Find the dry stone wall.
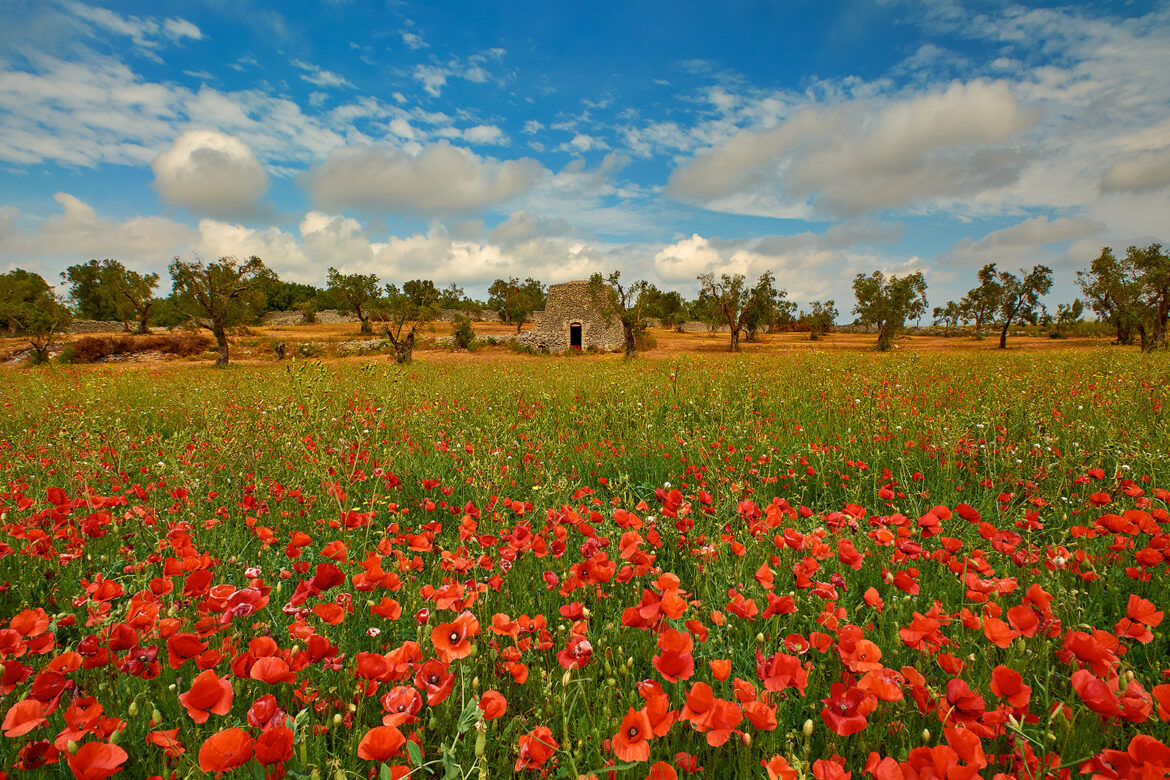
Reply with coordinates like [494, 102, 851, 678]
[519, 280, 625, 352]
[67, 320, 127, 334]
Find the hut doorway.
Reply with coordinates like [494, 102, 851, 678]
[570, 323, 582, 349]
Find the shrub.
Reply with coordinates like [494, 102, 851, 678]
[58, 333, 213, 363]
[452, 315, 475, 349]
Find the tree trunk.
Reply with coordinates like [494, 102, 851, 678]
[876, 324, 893, 351]
[623, 322, 636, 359]
[360, 316, 372, 336]
[137, 310, 150, 335]
[1147, 313, 1167, 352]
[213, 322, 229, 366]
[998, 322, 1010, 349]
[515, 320, 524, 335]
[728, 327, 740, 352]
[393, 331, 415, 364]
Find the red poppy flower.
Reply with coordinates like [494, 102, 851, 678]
[431, 611, 480, 663]
[1072, 669, 1122, 718]
[414, 659, 454, 706]
[990, 665, 1031, 709]
[763, 755, 798, 780]
[198, 728, 254, 776]
[709, 659, 731, 681]
[254, 725, 294, 767]
[358, 725, 406, 761]
[515, 726, 559, 773]
[479, 690, 507, 720]
[166, 633, 207, 670]
[613, 707, 653, 762]
[381, 686, 424, 727]
[179, 670, 233, 724]
[2, 697, 46, 737]
[146, 729, 185, 759]
[821, 683, 876, 736]
[66, 741, 128, 780]
[249, 656, 297, 685]
[647, 761, 678, 780]
[652, 629, 694, 683]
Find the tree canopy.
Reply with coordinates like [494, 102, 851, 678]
[169, 256, 274, 366]
[851, 270, 928, 351]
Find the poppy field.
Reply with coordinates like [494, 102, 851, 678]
[1, 349, 1168, 780]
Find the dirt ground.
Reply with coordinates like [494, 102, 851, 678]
[0, 319, 1118, 370]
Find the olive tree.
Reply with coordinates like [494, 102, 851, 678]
[327, 268, 382, 336]
[383, 280, 441, 364]
[995, 265, 1053, 349]
[851, 270, 928, 351]
[0, 269, 72, 363]
[588, 271, 650, 358]
[696, 270, 784, 352]
[169, 255, 274, 366]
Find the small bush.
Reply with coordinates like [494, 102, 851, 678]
[452, 315, 475, 349]
[59, 333, 213, 363]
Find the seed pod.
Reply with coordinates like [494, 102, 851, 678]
[921, 729, 931, 744]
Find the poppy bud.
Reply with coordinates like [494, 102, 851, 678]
[755, 633, 765, 644]
[67, 740, 80, 754]
[128, 701, 139, 717]
[472, 677, 479, 689]
[562, 670, 572, 687]
[921, 729, 931, 743]
[332, 713, 342, 726]
[109, 728, 121, 744]
[474, 727, 486, 757]
[152, 708, 162, 723]
[802, 719, 813, 737]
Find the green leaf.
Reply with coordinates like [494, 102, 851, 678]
[407, 739, 423, 769]
[380, 764, 396, 780]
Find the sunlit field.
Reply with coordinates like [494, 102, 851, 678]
[1, 348, 1168, 779]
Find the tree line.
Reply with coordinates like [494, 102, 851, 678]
[0, 242, 1166, 364]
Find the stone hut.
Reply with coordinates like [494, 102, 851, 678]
[519, 280, 625, 352]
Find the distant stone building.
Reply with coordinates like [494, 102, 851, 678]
[519, 280, 625, 352]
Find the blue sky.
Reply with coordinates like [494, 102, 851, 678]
[2, 0, 1168, 311]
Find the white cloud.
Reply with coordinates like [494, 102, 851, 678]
[939, 215, 1105, 268]
[561, 133, 607, 153]
[463, 124, 507, 145]
[668, 80, 1037, 218]
[163, 18, 202, 43]
[0, 193, 193, 272]
[67, 1, 201, 53]
[401, 31, 426, 50]
[291, 59, 352, 89]
[191, 220, 312, 282]
[302, 140, 545, 215]
[414, 65, 449, 97]
[151, 130, 269, 217]
[523, 120, 544, 134]
[1100, 147, 1170, 194]
[652, 227, 906, 301]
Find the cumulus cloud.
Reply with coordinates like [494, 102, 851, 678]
[1100, 147, 1170, 193]
[652, 226, 904, 301]
[667, 80, 1038, 218]
[151, 130, 270, 217]
[939, 215, 1105, 268]
[302, 141, 544, 215]
[0, 193, 193, 270]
